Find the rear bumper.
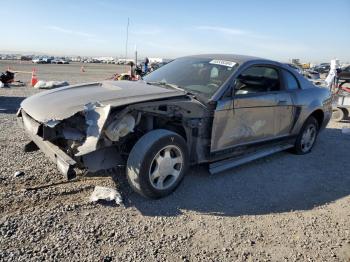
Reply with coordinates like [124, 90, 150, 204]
[18, 111, 77, 179]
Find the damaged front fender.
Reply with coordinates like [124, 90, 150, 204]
[75, 102, 111, 156]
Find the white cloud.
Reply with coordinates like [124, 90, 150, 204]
[46, 25, 95, 38]
[132, 28, 163, 36]
[194, 25, 309, 59]
[196, 26, 249, 36]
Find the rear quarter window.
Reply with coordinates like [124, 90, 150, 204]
[283, 70, 300, 90]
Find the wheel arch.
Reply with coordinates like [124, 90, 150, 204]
[309, 109, 324, 129]
[162, 122, 188, 142]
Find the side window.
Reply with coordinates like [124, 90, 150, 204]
[234, 66, 280, 95]
[283, 70, 299, 90]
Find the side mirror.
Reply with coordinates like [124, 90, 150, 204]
[232, 78, 249, 96]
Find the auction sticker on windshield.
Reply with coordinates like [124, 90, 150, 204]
[209, 60, 237, 67]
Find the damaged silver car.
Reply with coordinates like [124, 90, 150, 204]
[17, 54, 332, 198]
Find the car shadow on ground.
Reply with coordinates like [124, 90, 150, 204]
[115, 127, 350, 217]
[0, 96, 25, 114]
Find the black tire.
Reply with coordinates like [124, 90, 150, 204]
[293, 116, 319, 155]
[126, 129, 189, 199]
[332, 107, 345, 122]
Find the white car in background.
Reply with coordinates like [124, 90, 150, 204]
[51, 58, 69, 64]
[32, 57, 43, 64]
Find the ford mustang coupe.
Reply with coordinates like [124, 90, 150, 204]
[18, 54, 332, 198]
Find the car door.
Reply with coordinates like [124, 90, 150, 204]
[274, 69, 299, 136]
[211, 65, 282, 152]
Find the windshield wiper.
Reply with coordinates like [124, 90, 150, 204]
[146, 81, 198, 98]
[146, 81, 185, 92]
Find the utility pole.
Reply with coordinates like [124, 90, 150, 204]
[125, 18, 129, 61]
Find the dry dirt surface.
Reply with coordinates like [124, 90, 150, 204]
[0, 60, 128, 85]
[1, 78, 350, 261]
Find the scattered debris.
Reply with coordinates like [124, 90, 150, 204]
[9, 81, 26, 87]
[342, 128, 350, 135]
[14, 171, 24, 177]
[34, 80, 69, 89]
[89, 186, 123, 205]
[0, 71, 15, 87]
[0, 70, 14, 83]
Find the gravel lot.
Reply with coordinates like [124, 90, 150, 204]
[1, 60, 128, 85]
[1, 62, 350, 261]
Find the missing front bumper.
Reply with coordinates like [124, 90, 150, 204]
[19, 112, 77, 180]
[29, 132, 77, 180]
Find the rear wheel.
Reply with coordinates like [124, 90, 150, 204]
[293, 116, 319, 154]
[126, 129, 189, 199]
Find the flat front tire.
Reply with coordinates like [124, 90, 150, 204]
[126, 129, 189, 199]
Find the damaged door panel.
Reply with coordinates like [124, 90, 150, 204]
[211, 94, 276, 152]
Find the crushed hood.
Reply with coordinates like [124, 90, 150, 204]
[20, 80, 185, 123]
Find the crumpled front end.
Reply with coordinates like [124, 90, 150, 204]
[17, 101, 133, 179]
[18, 87, 211, 180]
[17, 109, 78, 179]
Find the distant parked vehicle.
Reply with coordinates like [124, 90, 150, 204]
[52, 58, 69, 64]
[21, 56, 33, 61]
[83, 59, 100, 63]
[312, 63, 330, 74]
[32, 57, 44, 64]
[42, 57, 53, 64]
[338, 66, 350, 81]
[32, 57, 53, 64]
[304, 69, 320, 80]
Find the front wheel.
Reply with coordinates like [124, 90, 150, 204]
[293, 116, 319, 155]
[126, 129, 189, 199]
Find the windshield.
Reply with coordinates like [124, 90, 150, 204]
[143, 57, 239, 99]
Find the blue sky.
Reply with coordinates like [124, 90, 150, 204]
[0, 0, 349, 62]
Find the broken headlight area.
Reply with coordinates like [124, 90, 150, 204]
[44, 106, 141, 172]
[104, 112, 140, 142]
[21, 101, 167, 175]
[46, 113, 88, 156]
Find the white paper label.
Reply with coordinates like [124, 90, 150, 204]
[209, 60, 237, 67]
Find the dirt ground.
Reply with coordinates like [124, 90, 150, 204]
[0, 60, 129, 84]
[0, 62, 350, 261]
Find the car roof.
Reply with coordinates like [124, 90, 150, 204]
[180, 54, 272, 64]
